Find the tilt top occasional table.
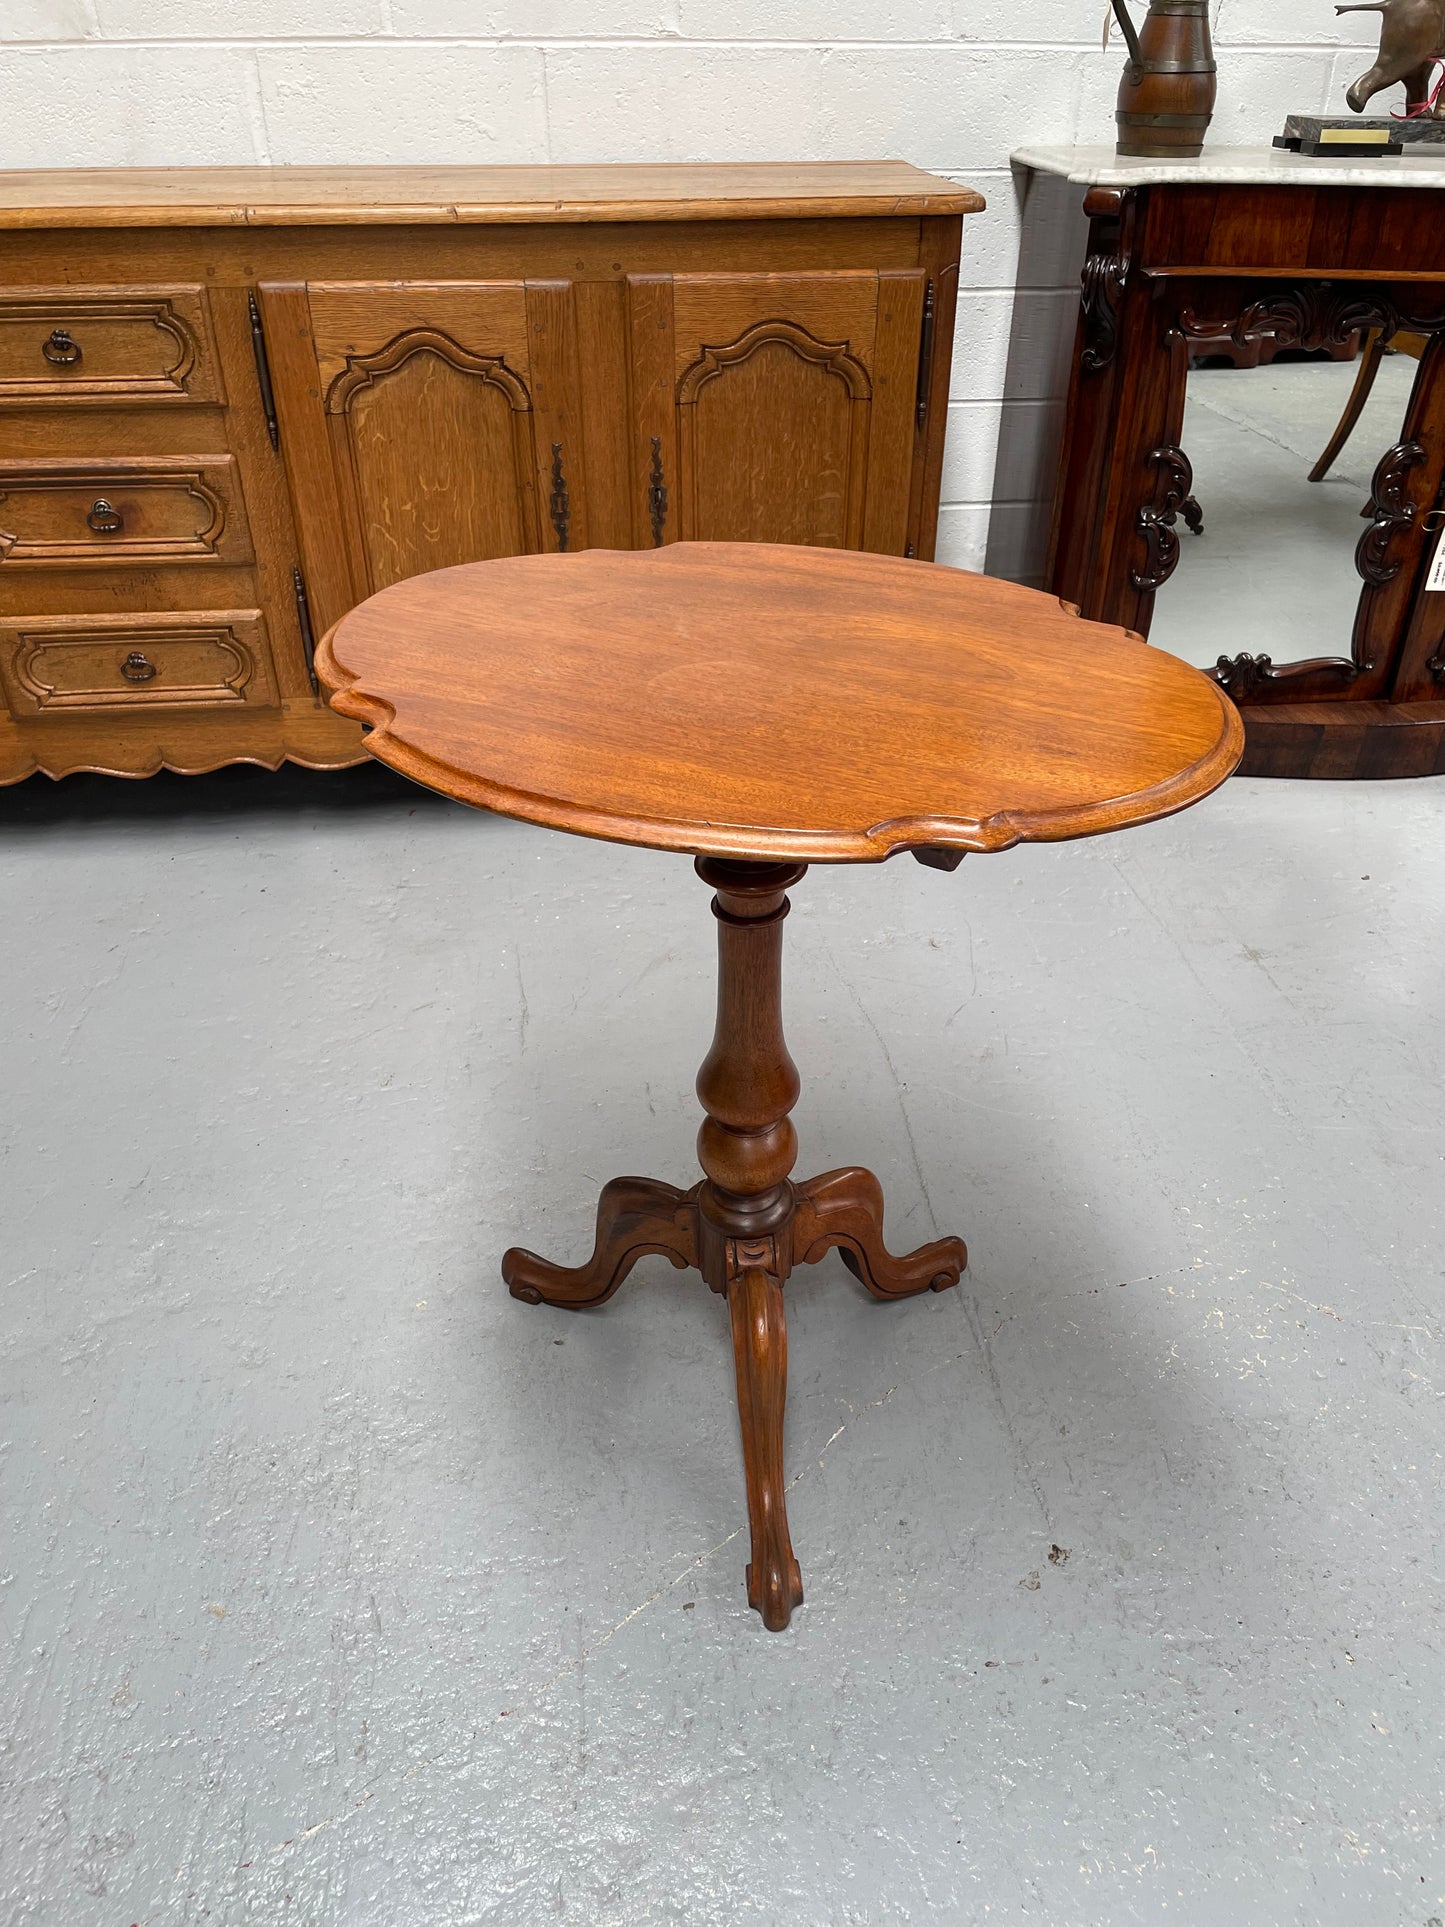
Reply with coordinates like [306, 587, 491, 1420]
[317, 542, 1243, 1631]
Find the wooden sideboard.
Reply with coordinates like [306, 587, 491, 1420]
[0, 163, 979, 784]
[1021, 144, 1445, 780]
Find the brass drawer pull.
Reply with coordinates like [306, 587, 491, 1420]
[42, 327, 82, 366]
[86, 497, 123, 534]
[120, 650, 156, 682]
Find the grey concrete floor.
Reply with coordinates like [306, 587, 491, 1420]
[3, 758, 1444, 1926]
[1150, 352, 1418, 673]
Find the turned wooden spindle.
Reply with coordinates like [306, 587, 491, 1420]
[693, 858, 804, 1240]
[692, 857, 807, 1629]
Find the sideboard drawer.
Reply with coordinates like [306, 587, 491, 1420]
[0, 287, 224, 406]
[0, 457, 253, 568]
[0, 611, 277, 717]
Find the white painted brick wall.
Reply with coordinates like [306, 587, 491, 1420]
[0, 0, 1385, 570]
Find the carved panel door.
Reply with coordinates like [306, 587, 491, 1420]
[626, 272, 929, 556]
[260, 281, 586, 635]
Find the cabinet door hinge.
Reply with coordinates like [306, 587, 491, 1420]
[549, 442, 571, 552]
[248, 290, 280, 451]
[293, 566, 318, 695]
[915, 277, 936, 431]
[648, 435, 668, 546]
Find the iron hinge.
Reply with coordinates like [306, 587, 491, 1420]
[293, 566, 318, 696]
[248, 289, 280, 451]
[915, 277, 936, 430]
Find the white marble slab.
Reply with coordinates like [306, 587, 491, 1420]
[1013, 141, 1445, 190]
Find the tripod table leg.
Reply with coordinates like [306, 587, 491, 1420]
[727, 1263, 804, 1632]
[504, 1175, 698, 1310]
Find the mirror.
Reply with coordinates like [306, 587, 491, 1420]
[1147, 334, 1420, 679]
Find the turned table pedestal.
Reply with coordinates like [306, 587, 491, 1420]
[318, 542, 1241, 1630]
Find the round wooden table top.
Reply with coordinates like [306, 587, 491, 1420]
[317, 543, 1243, 863]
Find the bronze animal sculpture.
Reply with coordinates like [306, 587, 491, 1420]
[1337, 0, 1445, 115]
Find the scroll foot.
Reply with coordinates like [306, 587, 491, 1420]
[727, 1265, 804, 1631]
[503, 1176, 698, 1310]
[792, 1166, 967, 1300]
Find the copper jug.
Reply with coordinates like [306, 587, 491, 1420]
[1111, 0, 1216, 158]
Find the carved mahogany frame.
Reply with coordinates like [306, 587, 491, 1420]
[1049, 185, 1445, 772]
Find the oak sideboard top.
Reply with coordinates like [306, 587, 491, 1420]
[0, 161, 983, 229]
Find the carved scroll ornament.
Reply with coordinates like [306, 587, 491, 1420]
[1081, 250, 1130, 373]
[1356, 438, 1427, 590]
[1131, 444, 1195, 591]
[1211, 652, 1357, 698]
[1078, 186, 1135, 374]
[1179, 285, 1445, 358]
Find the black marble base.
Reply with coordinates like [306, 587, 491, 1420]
[1277, 114, 1445, 156]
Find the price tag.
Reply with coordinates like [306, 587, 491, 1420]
[1429, 531, 1445, 593]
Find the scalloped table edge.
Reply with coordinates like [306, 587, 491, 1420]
[315, 620, 1246, 864]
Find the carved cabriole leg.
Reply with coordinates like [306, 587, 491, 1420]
[793, 1166, 966, 1301]
[503, 1175, 698, 1309]
[727, 1264, 803, 1631]
[693, 857, 807, 1630]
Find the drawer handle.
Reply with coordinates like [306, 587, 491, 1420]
[86, 498, 124, 534]
[42, 327, 82, 366]
[120, 651, 156, 682]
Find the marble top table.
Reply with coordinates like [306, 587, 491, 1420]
[1014, 141, 1445, 191]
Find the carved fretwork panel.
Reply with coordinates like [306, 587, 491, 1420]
[327, 334, 540, 594]
[1177, 283, 1445, 359]
[677, 325, 872, 548]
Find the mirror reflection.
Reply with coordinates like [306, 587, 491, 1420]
[1148, 336, 1419, 674]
